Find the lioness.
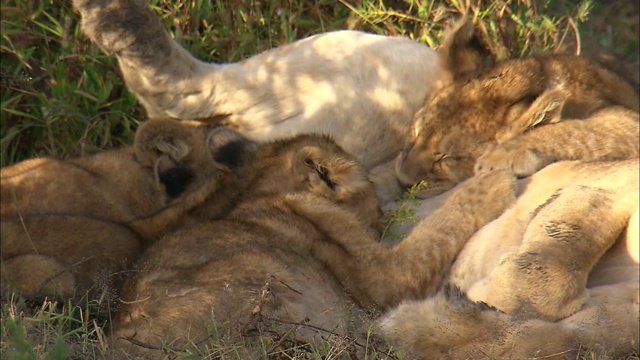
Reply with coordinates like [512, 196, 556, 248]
[380, 159, 639, 358]
[109, 133, 516, 357]
[72, 0, 443, 202]
[1, 119, 250, 301]
[396, 20, 640, 198]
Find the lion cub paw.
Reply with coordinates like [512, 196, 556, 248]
[474, 144, 544, 177]
[451, 169, 517, 222]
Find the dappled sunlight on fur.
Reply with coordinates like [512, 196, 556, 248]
[4, 3, 638, 358]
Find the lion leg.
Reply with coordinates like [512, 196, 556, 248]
[561, 282, 640, 356]
[379, 285, 579, 359]
[467, 185, 634, 321]
[285, 169, 516, 310]
[1, 254, 76, 299]
[73, 0, 217, 119]
[381, 283, 639, 359]
[475, 107, 640, 177]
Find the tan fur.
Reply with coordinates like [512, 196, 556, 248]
[463, 185, 634, 321]
[0, 120, 247, 301]
[72, 0, 445, 203]
[380, 159, 640, 358]
[108, 134, 381, 357]
[381, 282, 639, 359]
[474, 106, 640, 177]
[451, 160, 639, 297]
[396, 19, 640, 198]
[283, 169, 516, 310]
[379, 286, 580, 360]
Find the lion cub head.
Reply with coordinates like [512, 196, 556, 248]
[396, 20, 639, 198]
[129, 120, 257, 237]
[246, 134, 381, 231]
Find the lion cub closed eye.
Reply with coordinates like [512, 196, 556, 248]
[0, 119, 252, 302]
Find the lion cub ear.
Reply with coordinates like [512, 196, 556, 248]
[134, 119, 211, 199]
[134, 119, 204, 167]
[439, 18, 495, 84]
[495, 88, 566, 143]
[206, 127, 257, 171]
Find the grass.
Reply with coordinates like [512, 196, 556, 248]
[1, 0, 639, 358]
[1, 292, 394, 359]
[1, 295, 110, 359]
[381, 180, 428, 242]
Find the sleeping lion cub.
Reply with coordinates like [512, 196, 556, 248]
[396, 19, 640, 198]
[1, 119, 250, 301]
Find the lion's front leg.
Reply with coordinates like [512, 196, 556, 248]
[378, 284, 579, 359]
[475, 106, 640, 177]
[285, 170, 517, 310]
[474, 143, 545, 177]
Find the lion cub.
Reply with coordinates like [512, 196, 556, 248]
[1, 120, 247, 301]
[396, 20, 640, 198]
